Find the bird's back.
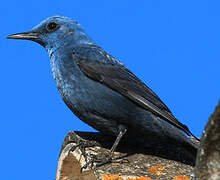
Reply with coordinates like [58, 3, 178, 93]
[49, 45, 198, 152]
[49, 45, 136, 134]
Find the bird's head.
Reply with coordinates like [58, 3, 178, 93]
[7, 16, 93, 52]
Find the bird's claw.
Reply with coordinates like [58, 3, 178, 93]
[68, 140, 97, 162]
[67, 140, 129, 172]
[80, 153, 129, 171]
[68, 144, 80, 156]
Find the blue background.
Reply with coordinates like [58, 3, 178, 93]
[1, 1, 220, 179]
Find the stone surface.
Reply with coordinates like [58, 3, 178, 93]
[194, 101, 220, 180]
[56, 131, 199, 180]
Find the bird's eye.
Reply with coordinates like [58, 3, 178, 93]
[47, 22, 59, 31]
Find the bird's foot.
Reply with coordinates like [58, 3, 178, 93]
[81, 153, 129, 171]
[68, 139, 97, 162]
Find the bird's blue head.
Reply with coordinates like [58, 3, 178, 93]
[7, 16, 94, 53]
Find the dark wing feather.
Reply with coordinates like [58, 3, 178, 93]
[77, 58, 199, 141]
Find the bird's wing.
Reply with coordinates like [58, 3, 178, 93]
[76, 56, 198, 140]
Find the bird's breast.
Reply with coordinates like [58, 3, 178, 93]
[50, 55, 82, 98]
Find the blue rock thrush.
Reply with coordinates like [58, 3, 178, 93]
[7, 16, 199, 168]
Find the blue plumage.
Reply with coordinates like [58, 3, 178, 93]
[7, 16, 198, 162]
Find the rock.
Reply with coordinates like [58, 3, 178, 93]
[56, 131, 199, 180]
[194, 101, 220, 180]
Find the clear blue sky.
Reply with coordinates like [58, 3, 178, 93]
[1, 1, 220, 179]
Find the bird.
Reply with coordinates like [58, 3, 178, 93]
[7, 15, 199, 168]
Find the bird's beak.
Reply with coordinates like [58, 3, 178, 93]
[7, 31, 40, 40]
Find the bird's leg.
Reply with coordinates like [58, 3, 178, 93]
[109, 127, 127, 157]
[81, 126, 128, 170]
[96, 126, 128, 167]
